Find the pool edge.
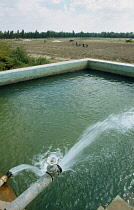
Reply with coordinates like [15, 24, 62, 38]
[0, 58, 134, 86]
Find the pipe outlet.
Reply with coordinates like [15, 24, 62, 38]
[46, 154, 62, 179]
[0, 171, 12, 187]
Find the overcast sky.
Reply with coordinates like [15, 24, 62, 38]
[0, 0, 134, 33]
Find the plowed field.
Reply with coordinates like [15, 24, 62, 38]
[11, 38, 134, 64]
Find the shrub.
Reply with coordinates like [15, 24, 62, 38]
[30, 57, 50, 66]
[10, 46, 31, 68]
[0, 41, 14, 70]
[0, 41, 50, 71]
[126, 39, 134, 43]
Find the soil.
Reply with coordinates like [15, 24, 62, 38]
[11, 38, 134, 64]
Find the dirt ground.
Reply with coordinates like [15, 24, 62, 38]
[11, 38, 134, 64]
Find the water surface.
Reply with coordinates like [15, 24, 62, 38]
[0, 70, 134, 209]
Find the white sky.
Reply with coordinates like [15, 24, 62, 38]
[0, 0, 134, 33]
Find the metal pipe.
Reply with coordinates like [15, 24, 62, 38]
[0, 171, 12, 187]
[5, 155, 62, 210]
[5, 173, 52, 210]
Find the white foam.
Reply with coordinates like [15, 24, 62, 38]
[60, 110, 134, 171]
[10, 110, 134, 176]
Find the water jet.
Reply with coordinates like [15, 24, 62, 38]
[0, 67, 133, 209]
[1, 155, 62, 210]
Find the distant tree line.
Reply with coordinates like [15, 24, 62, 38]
[0, 30, 134, 39]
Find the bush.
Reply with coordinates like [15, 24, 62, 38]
[30, 57, 50, 66]
[126, 39, 134, 43]
[0, 41, 14, 70]
[10, 46, 31, 68]
[0, 41, 50, 71]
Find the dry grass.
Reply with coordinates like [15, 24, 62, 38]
[10, 38, 134, 64]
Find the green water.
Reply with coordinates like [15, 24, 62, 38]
[0, 69, 134, 209]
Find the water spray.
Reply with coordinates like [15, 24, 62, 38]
[0, 171, 12, 187]
[5, 154, 62, 210]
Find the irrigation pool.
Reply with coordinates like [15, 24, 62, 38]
[0, 69, 134, 210]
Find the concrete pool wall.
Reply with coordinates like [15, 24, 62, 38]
[0, 58, 134, 86]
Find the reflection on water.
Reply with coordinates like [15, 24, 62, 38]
[0, 70, 134, 209]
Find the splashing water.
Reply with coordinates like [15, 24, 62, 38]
[10, 149, 63, 177]
[59, 110, 134, 171]
[10, 164, 43, 176]
[9, 110, 134, 176]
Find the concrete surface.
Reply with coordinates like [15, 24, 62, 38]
[0, 200, 10, 210]
[97, 195, 134, 210]
[0, 59, 89, 86]
[0, 58, 134, 86]
[88, 59, 134, 77]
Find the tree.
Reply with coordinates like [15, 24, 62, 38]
[0, 31, 4, 39]
[72, 30, 75, 37]
[20, 29, 25, 38]
[34, 30, 39, 38]
[9, 30, 14, 39]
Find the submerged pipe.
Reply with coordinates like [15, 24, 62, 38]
[0, 171, 12, 187]
[5, 155, 62, 210]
